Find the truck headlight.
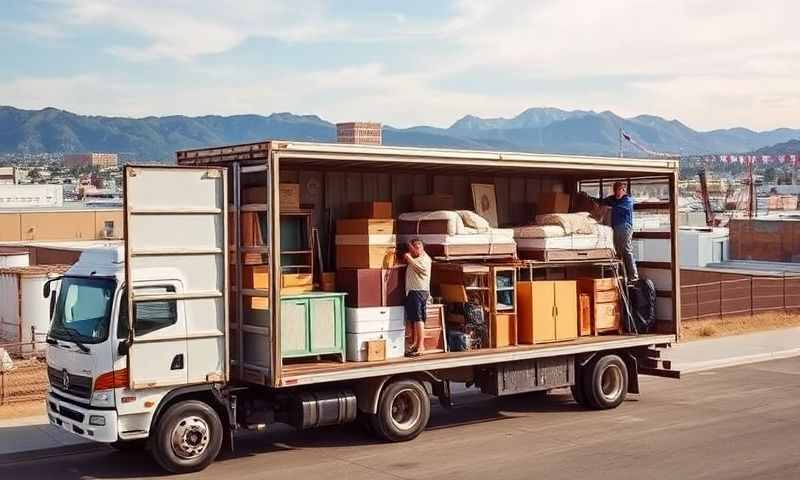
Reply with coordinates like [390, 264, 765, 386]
[91, 389, 115, 407]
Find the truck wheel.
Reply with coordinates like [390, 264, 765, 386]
[369, 379, 430, 442]
[582, 354, 628, 410]
[151, 400, 223, 474]
[570, 366, 588, 406]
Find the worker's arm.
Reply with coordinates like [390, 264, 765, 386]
[404, 253, 429, 275]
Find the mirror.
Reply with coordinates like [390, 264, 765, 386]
[117, 340, 130, 356]
[42, 276, 63, 298]
[49, 294, 57, 319]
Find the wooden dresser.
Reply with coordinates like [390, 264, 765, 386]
[576, 278, 622, 335]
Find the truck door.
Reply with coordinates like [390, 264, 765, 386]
[124, 166, 228, 389]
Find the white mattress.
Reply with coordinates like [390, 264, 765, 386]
[397, 231, 515, 246]
[516, 225, 615, 251]
[513, 224, 566, 239]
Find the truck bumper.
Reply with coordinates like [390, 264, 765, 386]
[47, 392, 119, 443]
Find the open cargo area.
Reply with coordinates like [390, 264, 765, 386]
[174, 141, 681, 388]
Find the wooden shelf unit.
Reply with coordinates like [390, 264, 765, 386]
[489, 265, 517, 347]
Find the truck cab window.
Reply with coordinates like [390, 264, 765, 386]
[132, 286, 178, 336]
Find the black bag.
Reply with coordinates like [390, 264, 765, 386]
[628, 278, 656, 333]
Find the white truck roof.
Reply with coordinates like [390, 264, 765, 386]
[66, 246, 125, 278]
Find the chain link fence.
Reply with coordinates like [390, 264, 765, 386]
[0, 328, 49, 406]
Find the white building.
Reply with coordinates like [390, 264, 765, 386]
[0, 184, 64, 209]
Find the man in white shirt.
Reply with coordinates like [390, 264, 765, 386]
[404, 239, 432, 357]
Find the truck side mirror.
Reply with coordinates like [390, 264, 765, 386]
[118, 340, 130, 356]
[49, 294, 57, 320]
[43, 276, 62, 298]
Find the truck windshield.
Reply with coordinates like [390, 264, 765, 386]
[50, 277, 116, 344]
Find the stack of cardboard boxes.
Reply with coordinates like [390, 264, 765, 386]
[337, 202, 407, 362]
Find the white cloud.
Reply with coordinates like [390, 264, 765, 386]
[5, 1, 800, 130]
[48, 0, 349, 61]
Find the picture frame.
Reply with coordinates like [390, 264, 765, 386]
[471, 183, 498, 227]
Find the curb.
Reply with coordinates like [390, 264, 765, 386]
[674, 347, 800, 374]
[0, 442, 107, 466]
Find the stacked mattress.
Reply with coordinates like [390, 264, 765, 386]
[397, 210, 516, 258]
[513, 212, 615, 256]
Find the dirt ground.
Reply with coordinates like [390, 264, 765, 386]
[682, 310, 800, 341]
[0, 356, 48, 420]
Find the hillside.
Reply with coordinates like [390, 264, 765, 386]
[755, 138, 800, 155]
[2, 106, 799, 161]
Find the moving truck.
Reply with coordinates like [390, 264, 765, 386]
[44, 141, 680, 473]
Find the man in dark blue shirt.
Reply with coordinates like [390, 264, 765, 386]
[596, 181, 638, 280]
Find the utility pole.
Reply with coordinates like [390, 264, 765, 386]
[748, 157, 755, 219]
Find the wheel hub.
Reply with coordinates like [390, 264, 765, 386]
[600, 364, 624, 401]
[390, 388, 421, 431]
[170, 415, 210, 459]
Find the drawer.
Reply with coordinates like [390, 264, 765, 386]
[337, 218, 395, 234]
[346, 306, 405, 333]
[594, 289, 619, 303]
[592, 278, 617, 291]
[594, 302, 621, 331]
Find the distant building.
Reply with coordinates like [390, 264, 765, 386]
[63, 152, 119, 169]
[0, 166, 14, 185]
[0, 184, 63, 209]
[336, 122, 382, 145]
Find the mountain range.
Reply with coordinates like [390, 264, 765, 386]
[1, 105, 799, 161]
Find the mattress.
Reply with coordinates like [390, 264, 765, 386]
[516, 225, 615, 251]
[512, 224, 566, 239]
[397, 231, 514, 246]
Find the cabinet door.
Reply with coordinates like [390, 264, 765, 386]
[309, 296, 342, 353]
[281, 300, 309, 356]
[532, 281, 556, 343]
[554, 281, 578, 340]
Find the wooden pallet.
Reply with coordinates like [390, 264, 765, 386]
[519, 248, 614, 262]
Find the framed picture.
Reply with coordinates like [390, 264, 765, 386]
[471, 183, 498, 227]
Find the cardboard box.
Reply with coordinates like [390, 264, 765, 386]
[279, 184, 300, 210]
[281, 273, 313, 293]
[243, 265, 269, 289]
[336, 219, 395, 235]
[336, 267, 406, 307]
[348, 201, 393, 219]
[242, 184, 300, 210]
[336, 245, 397, 269]
[366, 340, 386, 362]
[536, 192, 570, 214]
[412, 193, 455, 211]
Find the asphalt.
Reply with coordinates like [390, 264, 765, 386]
[2, 356, 800, 479]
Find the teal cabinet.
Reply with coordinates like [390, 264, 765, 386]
[280, 292, 345, 361]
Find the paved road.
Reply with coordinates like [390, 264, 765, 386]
[2, 357, 800, 480]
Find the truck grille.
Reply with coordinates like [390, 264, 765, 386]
[48, 366, 93, 399]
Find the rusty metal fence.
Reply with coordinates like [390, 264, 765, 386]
[681, 268, 800, 321]
[0, 328, 49, 406]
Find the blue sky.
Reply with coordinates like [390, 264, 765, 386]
[1, 0, 798, 131]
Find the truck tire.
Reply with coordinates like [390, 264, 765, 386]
[570, 365, 588, 406]
[369, 379, 430, 442]
[150, 400, 223, 474]
[582, 354, 628, 410]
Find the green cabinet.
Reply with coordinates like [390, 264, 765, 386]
[280, 292, 346, 361]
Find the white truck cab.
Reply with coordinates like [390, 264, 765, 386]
[47, 165, 231, 472]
